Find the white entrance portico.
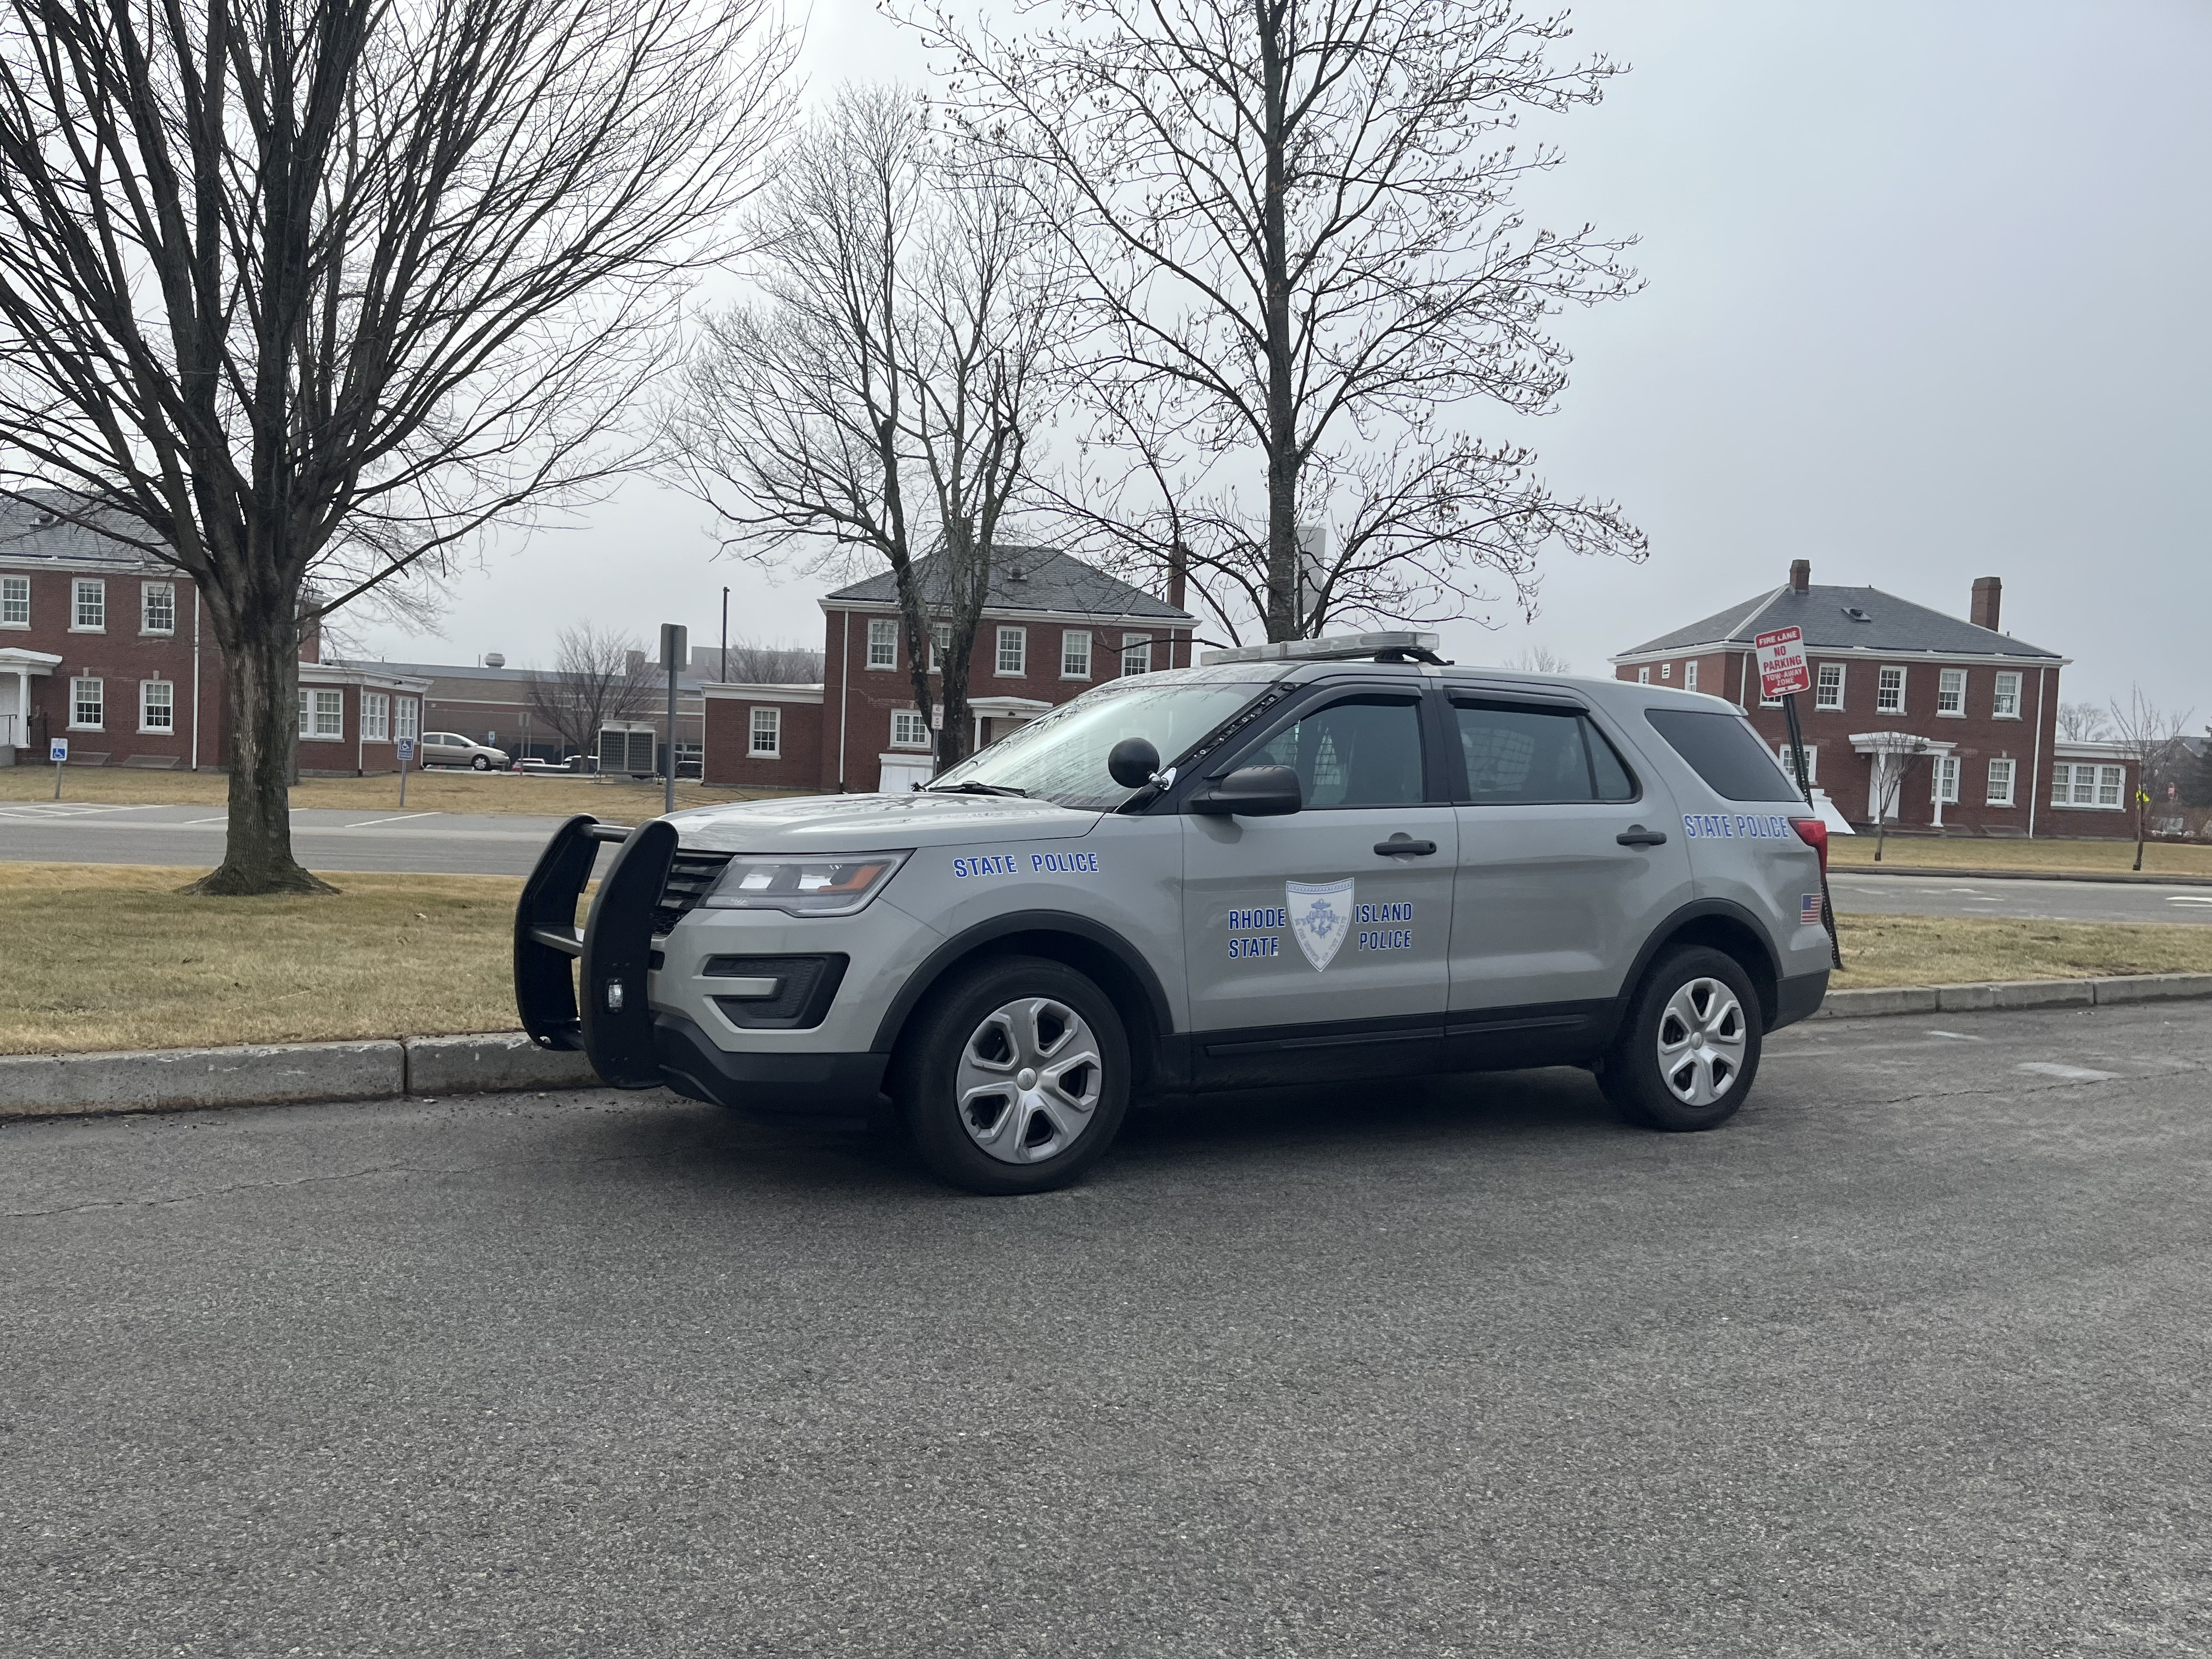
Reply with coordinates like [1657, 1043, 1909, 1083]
[1850, 731, 1956, 826]
[0, 647, 63, 765]
[967, 695, 1052, 753]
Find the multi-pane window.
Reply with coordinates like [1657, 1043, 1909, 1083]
[72, 578, 104, 630]
[70, 676, 103, 728]
[139, 680, 174, 732]
[0, 575, 26, 626]
[865, 618, 898, 670]
[995, 626, 1026, 675]
[1876, 666, 1905, 714]
[1060, 630, 1091, 679]
[1992, 672, 2021, 718]
[928, 623, 952, 672]
[749, 706, 781, 755]
[1636, 667, 1650, 684]
[362, 693, 390, 741]
[1659, 662, 1672, 680]
[1986, 758, 2016, 806]
[1932, 754, 1959, 805]
[1936, 668, 1965, 715]
[141, 582, 176, 635]
[298, 687, 343, 739]
[891, 709, 930, 748]
[1683, 661, 1699, 691]
[2051, 763, 2124, 809]
[1120, 633, 1152, 676]
[1815, 663, 1844, 710]
[396, 698, 419, 741]
[1774, 742, 1818, 783]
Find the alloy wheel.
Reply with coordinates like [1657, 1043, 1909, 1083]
[1655, 976, 1747, 1107]
[955, 996, 1104, 1164]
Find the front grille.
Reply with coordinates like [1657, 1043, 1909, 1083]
[653, 849, 735, 934]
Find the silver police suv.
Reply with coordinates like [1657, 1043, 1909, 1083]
[514, 634, 1832, 1194]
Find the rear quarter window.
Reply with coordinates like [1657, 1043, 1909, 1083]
[1643, 708, 1801, 803]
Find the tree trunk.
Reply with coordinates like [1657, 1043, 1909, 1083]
[189, 600, 336, 895]
[1258, 0, 1300, 642]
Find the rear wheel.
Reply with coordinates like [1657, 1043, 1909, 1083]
[895, 955, 1130, 1195]
[1601, 946, 1763, 1131]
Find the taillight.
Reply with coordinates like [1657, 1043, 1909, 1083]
[1791, 816, 1829, 876]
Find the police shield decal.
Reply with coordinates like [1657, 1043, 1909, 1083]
[1285, 878, 1353, 972]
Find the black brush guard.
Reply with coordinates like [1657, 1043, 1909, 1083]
[514, 814, 678, 1089]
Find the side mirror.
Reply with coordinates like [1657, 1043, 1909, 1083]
[1107, 736, 1162, 789]
[1189, 764, 1302, 817]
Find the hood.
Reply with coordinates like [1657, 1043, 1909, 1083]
[664, 789, 1102, 853]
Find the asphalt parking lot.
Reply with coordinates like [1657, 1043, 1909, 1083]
[5, 1001, 2209, 1656]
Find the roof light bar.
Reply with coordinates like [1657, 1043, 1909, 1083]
[1200, 631, 1443, 667]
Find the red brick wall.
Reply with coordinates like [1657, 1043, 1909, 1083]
[703, 692, 825, 789]
[7, 566, 221, 766]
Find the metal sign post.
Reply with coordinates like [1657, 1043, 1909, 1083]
[397, 737, 414, 806]
[49, 736, 67, 799]
[659, 623, 687, 817]
[1757, 625, 1839, 968]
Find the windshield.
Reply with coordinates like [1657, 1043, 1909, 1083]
[929, 679, 1264, 810]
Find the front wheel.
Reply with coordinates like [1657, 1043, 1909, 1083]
[1601, 946, 1763, 1131]
[894, 955, 1131, 1194]
[471, 754, 492, 771]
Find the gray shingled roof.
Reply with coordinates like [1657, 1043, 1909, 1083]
[1614, 583, 2062, 662]
[0, 488, 161, 569]
[826, 545, 1192, 622]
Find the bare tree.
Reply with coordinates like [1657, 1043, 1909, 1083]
[0, 0, 792, 891]
[1865, 735, 1934, 864]
[1509, 645, 1575, 675]
[2106, 687, 2194, 872]
[522, 625, 659, 763]
[913, 0, 1645, 645]
[2056, 701, 2110, 743]
[719, 639, 825, 684]
[675, 84, 1073, 775]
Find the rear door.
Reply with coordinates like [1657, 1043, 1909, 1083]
[1444, 692, 1696, 1042]
[1180, 685, 1457, 1079]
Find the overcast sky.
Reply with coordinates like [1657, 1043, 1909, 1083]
[345, 0, 2212, 718]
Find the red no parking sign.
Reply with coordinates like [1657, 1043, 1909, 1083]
[1755, 626, 1811, 699]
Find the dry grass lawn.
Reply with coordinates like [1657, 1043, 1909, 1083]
[0, 764, 798, 819]
[1830, 912, 2212, 988]
[1828, 833, 2212, 878]
[2, 862, 523, 1054]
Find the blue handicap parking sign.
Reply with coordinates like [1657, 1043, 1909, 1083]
[397, 738, 414, 761]
[49, 738, 67, 763]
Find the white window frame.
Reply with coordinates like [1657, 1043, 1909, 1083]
[1815, 662, 1844, 711]
[361, 692, 390, 742]
[891, 709, 931, 749]
[865, 617, 898, 670]
[927, 623, 952, 672]
[2097, 764, 2124, 808]
[298, 686, 343, 740]
[140, 581, 176, 636]
[1683, 660, 1699, 692]
[1936, 668, 1965, 716]
[749, 706, 781, 757]
[1636, 666, 1650, 684]
[995, 626, 1026, 676]
[1876, 665, 1905, 715]
[396, 698, 419, 741]
[1992, 672, 2021, 719]
[71, 578, 105, 632]
[2051, 763, 2125, 810]
[69, 675, 104, 730]
[1985, 758, 2016, 806]
[1060, 630, 1091, 679]
[0, 574, 27, 628]
[1774, 742, 1817, 783]
[1120, 633, 1152, 676]
[1659, 662, 1672, 681]
[138, 679, 174, 733]
[1932, 754, 1960, 805]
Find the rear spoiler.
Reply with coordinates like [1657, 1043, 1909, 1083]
[513, 814, 679, 1088]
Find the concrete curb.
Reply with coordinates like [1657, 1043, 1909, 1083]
[1812, 972, 2212, 1020]
[1830, 862, 2212, 888]
[0, 1032, 596, 1120]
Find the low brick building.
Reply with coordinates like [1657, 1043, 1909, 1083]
[1611, 561, 2135, 837]
[703, 548, 1197, 793]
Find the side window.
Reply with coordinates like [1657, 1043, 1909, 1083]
[1454, 701, 1637, 804]
[1245, 696, 1426, 808]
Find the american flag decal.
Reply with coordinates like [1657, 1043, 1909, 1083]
[1802, 894, 1824, 926]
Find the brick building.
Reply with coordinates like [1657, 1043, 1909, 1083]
[1611, 560, 2135, 837]
[1, 492, 426, 775]
[704, 548, 1197, 792]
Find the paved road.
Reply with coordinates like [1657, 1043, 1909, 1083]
[6, 1002, 2209, 1656]
[1827, 868, 2212, 926]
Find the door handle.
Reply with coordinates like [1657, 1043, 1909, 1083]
[1616, 826, 1668, 848]
[1374, 834, 1438, 856]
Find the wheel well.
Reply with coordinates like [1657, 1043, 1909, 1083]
[1648, 914, 1780, 1029]
[883, 928, 1165, 1093]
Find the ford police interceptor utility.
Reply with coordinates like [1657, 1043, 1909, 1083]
[514, 633, 1832, 1194]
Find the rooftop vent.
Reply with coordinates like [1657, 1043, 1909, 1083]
[1841, 606, 1872, 623]
[483, 652, 506, 668]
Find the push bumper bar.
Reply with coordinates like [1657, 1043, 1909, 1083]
[514, 814, 678, 1088]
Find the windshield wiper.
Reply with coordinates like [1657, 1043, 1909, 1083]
[924, 780, 1029, 798]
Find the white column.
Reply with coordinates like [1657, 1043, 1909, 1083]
[1931, 756, 1945, 828]
[15, 668, 27, 751]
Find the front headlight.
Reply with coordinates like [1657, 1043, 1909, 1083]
[699, 850, 910, 917]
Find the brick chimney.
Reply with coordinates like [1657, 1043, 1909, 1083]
[1971, 576, 2001, 632]
[1788, 558, 1810, 594]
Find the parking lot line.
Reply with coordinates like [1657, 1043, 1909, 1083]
[342, 812, 439, 828]
[2017, 1061, 2118, 1081]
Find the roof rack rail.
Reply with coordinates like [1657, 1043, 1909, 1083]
[1199, 631, 1447, 667]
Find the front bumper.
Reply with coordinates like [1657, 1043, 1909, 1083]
[512, 815, 886, 1122]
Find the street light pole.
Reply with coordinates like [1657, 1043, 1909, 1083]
[721, 586, 729, 685]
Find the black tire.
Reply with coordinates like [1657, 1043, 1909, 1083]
[893, 955, 1131, 1195]
[471, 754, 491, 770]
[1600, 945, 1763, 1131]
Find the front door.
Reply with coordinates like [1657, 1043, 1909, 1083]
[1181, 689, 1457, 1080]
[1444, 694, 1695, 1034]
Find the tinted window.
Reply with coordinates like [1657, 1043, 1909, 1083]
[1247, 696, 1426, 808]
[1643, 708, 1801, 802]
[1454, 702, 1637, 804]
